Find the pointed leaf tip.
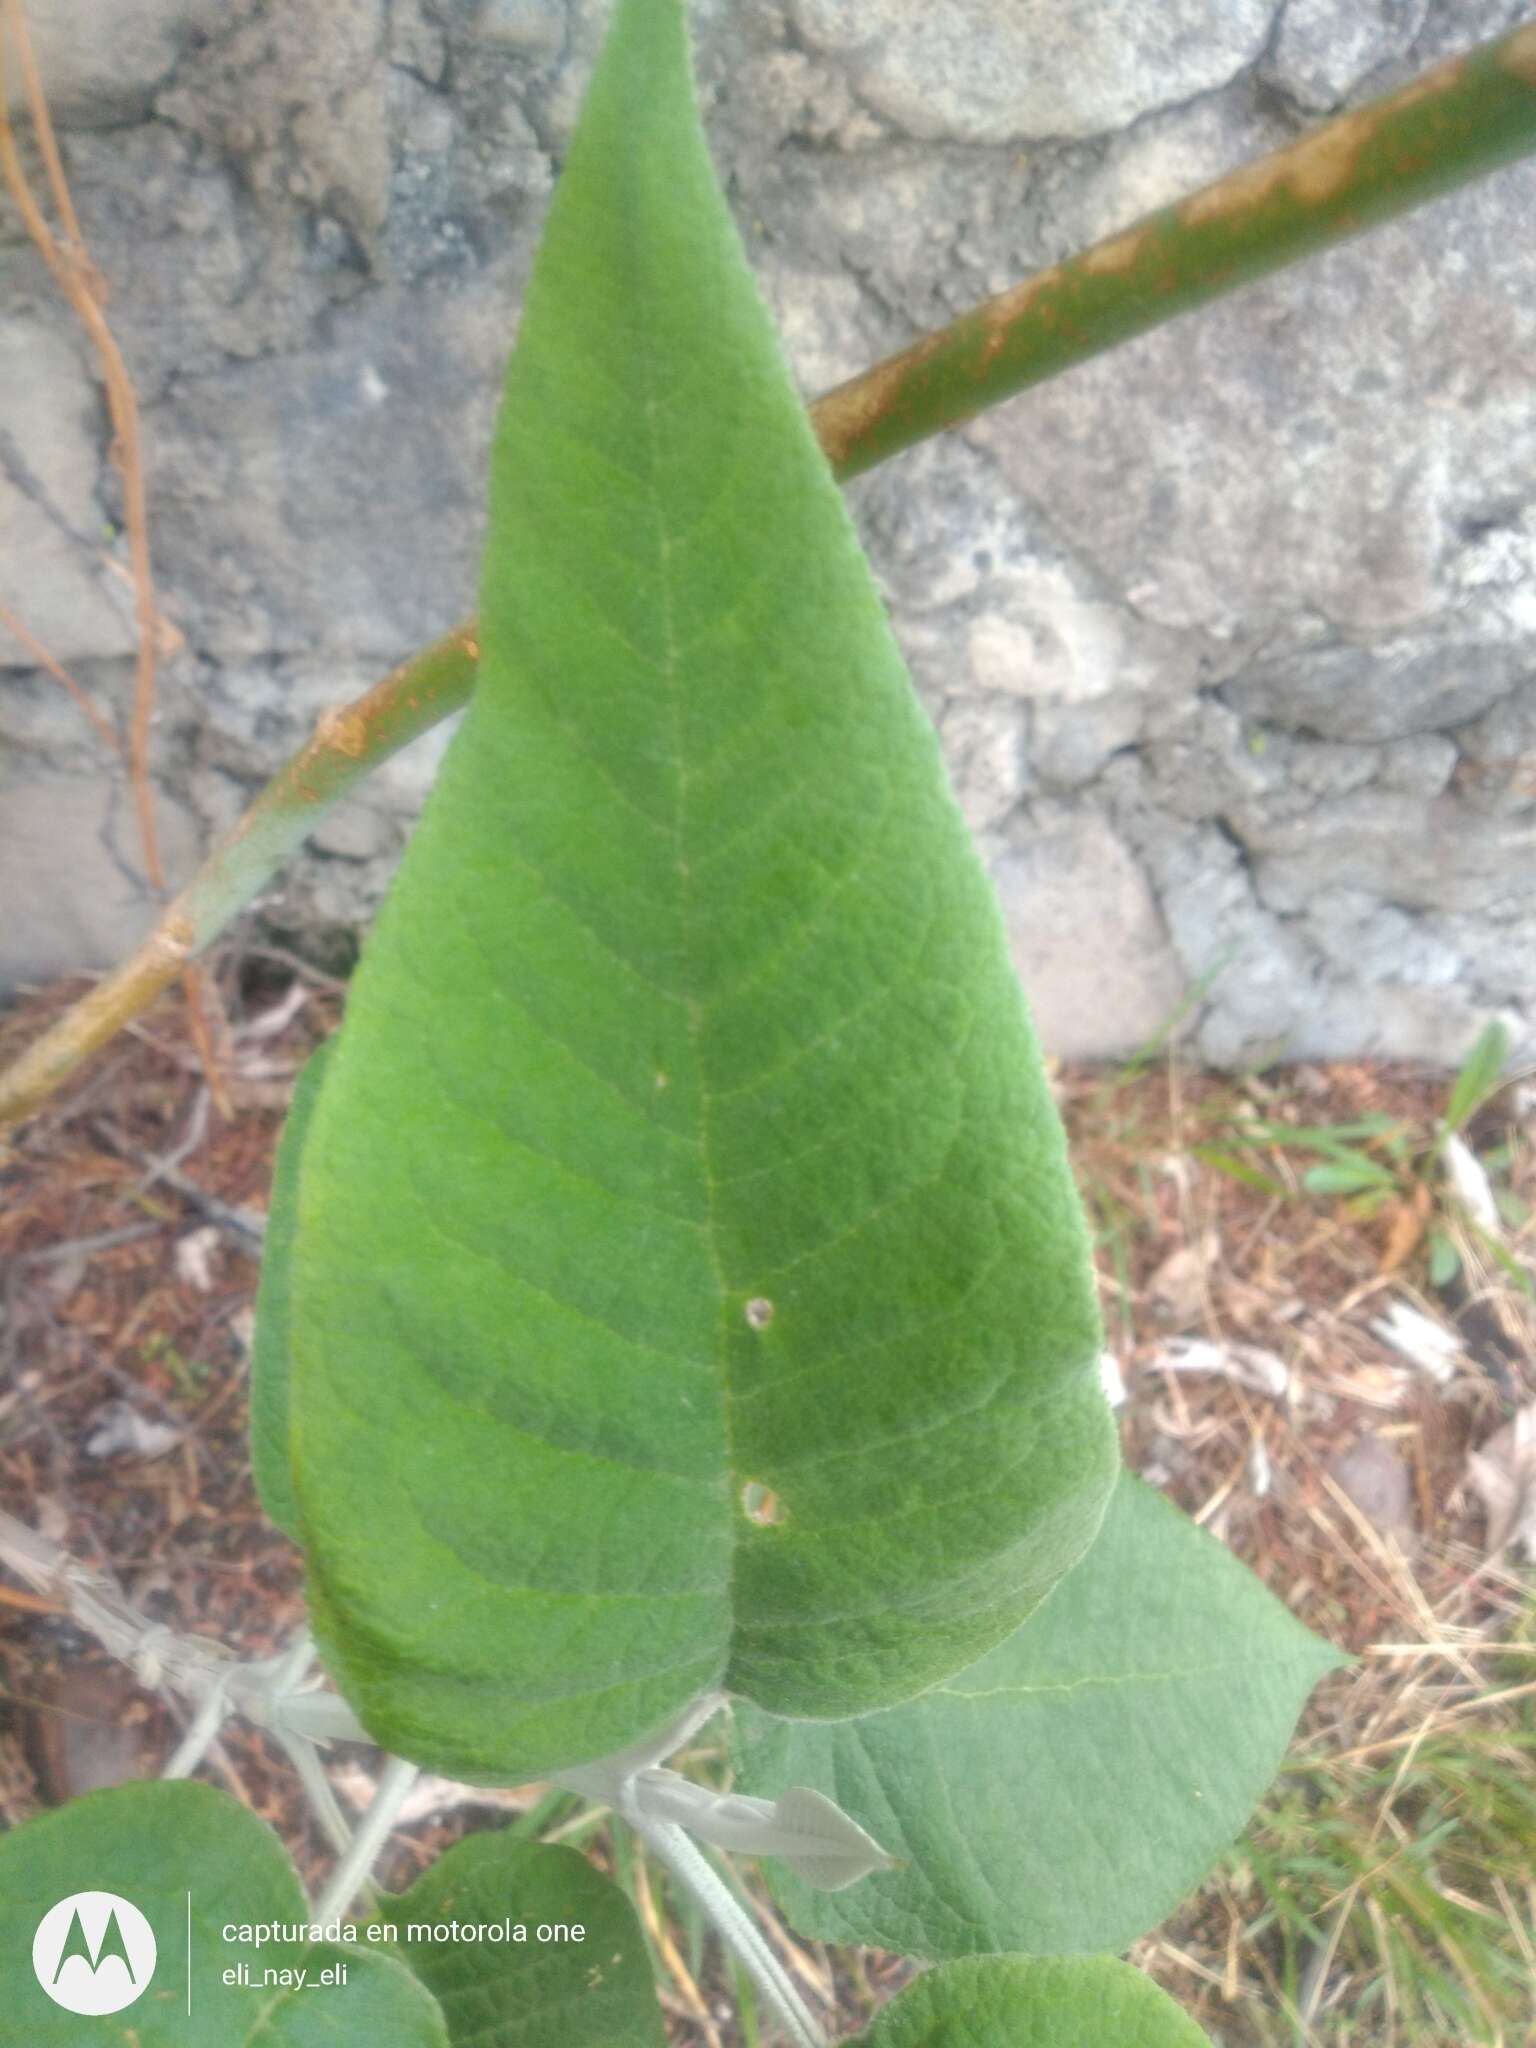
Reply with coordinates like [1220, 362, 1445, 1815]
[288, 0, 1115, 1782]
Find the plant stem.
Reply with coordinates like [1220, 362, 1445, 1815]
[628, 1811, 826, 2048]
[0, 1507, 369, 1747]
[812, 22, 1536, 479]
[161, 1677, 234, 1781]
[275, 1729, 369, 1865]
[0, 625, 477, 1126]
[314, 1754, 419, 1925]
[3, 22, 1535, 1127]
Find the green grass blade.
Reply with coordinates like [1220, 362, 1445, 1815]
[1441, 1019, 1513, 1136]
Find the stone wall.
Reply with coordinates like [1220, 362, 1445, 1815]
[2, 0, 1534, 1065]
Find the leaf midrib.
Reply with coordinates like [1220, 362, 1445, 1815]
[641, 374, 744, 1680]
[931, 1651, 1332, 1704]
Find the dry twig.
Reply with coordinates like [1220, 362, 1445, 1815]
[0, 599, 118, 751]
[0, 0, 227, 1111]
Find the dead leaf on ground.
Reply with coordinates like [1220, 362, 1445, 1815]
[1152, 1337, 1289, 1400]
[1442, 1132, 1502, 1236]
[23, 1665, 160, 1805]
[1148, 1231, 1219, 1325]
[1379, 1180, 1432, 1274]
[82, 1402, 184, 1461]
[1369, 1299, 1464, 1384]
[174, 1224, 221, 1292]
[1465, 1403, 1536, 1560]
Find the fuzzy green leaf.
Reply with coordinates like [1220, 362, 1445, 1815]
[251, 1039, 335, 1540]
[377, 1835, 664, 2047]
[286, 0, 1114, 1780]
[0, 1780, 446, 2048]
[853, 1957, 1212, 2047]
[250, 1947, 447, 2048]
[735, 1474, 1345, 1958]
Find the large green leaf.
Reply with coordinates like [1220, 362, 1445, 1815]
[250, 1946, 446, 2048]
[377, 1834, 664, 2047]
[853, 1957, 1212, 2047]
[0, 1780, 445, 2048]
[287, 0, 1114, 1782]
[251, 1038, 334, 1540]
[735, 1474, 1345, 1957]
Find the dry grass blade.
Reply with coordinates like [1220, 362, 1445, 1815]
[0, 1581, 62, 1615]
[629, 1848, 723, 2048]
[1065, 1055, 1536, 2044]
[0, 600, 119, 752]
[1466, 1402, 1536, 1559]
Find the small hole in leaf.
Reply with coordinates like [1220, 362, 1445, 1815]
[744, 1296, 774, 1330]
[741, 1480, 787, 1527]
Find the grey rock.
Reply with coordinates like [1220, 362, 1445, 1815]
[1414, 908, 1536, 1011]
[1454, 677, 1536, 814]
[0, 320, 136, 664]
[1119, 807, 1322, 1068]
[1244, 792, 1536, 916]
[1, 0, 217, 124]
[1376, 733, 1459, 798]
[1402, 0, 1535, 68]
[51, 125, 294, 394]
[787, 0, 1273, 144]
[1105, 739, 1529, 1067]
[1262, 0, 1428, 112]
[1223, 638, 1531, 744]
[965, 558, 1147, 703]
[1140, 698, 1294, 828]
[1458, 675, 1536, 765]
[940, 695, 1028, 836]
[1062, 87, 1295, 254]
[156, 0, 393, 258]
[0, 774, 200, 988]
[757, 267, 872, 398]
[390, 0, 451, 85]
[1, 0, 1534, 1067]
[970, 166, 1536, 641]
[852, 441, 1032, 617]
[308, 801, 395, 862]
[143, 279, 514, 661]
[1441, 500, 1536, 636]
[993, 812, 1188, 1060]
[1297, 986, 1514, 1067]
[850, 437, 1202, 719]
[1031, 694, 1146, 792]
[731, 46, 884, 154]
[1287, 739, 1382, 798]
[0, 661, 130, 765]
[472, 0, 567, 58]
[1303, 890, 1462, 987]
